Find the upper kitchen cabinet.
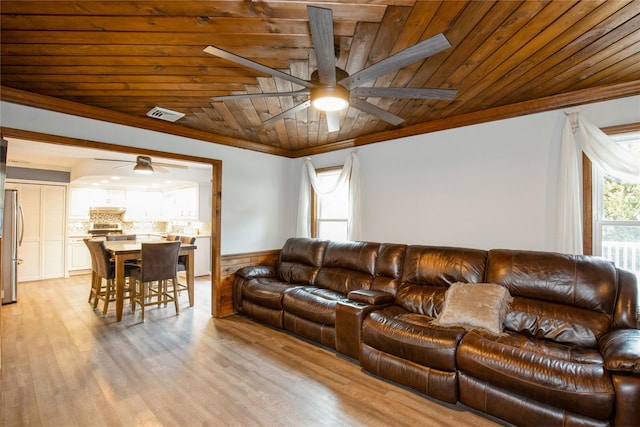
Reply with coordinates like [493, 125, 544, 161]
[69, 187, 125, 218]
[124, 190, 164, 220]
[164, 187, 199, 220]
[69, 186, 201, 221]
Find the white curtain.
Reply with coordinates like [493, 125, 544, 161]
[296, 150, 361, 240]
[556, 110, 640, 254]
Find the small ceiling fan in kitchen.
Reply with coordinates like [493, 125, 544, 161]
[95, 155, 188, 174]
[203, 5, 456, 132]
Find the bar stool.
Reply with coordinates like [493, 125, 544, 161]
[86, 239, 136, 315]
[130, 241, 181, 322]
[84, 237, 100, 305]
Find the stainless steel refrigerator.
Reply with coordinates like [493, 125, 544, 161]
[2, 189, 23, 304]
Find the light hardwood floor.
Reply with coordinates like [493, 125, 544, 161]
[1, 275, 507, 427]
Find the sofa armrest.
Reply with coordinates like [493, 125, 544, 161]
[347, 289, 395, 306]
[236, 265, 277, 279]
[599, 329, 640, 374]
[335, 292, 395, 360]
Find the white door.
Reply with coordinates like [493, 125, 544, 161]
[7, 182, 66, 282]
[42, 185, 66, 278]
[14, 184, 42, 281]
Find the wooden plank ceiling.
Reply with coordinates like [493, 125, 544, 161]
[1, 1, 639, 157]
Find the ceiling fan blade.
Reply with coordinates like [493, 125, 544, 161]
[94, 158, 133, 164]
[263, 100, 312, 125]
[307, 6, 336, 85]
[153, 162, 189, 170]
[325, 111, 340, 132]
[113, 164, 133, 170]
[211, 89, 311, 102]
[204, 45, 315, 89]
[153, 165, 170, 173]
[352, 87, 457, 100]
[350, 98, 405, 126]
[339, 33, 452, 90]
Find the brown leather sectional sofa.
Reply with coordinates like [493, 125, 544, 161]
[234, 238, 640, 426]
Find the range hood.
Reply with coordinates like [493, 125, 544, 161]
[89, 206, 126, 214]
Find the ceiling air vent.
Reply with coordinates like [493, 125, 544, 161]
[146, 106, 185, 122]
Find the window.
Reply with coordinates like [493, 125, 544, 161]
[591, 128, 640, 282]
[311, 167, 349, 241]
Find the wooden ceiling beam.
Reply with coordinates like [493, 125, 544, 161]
[0, 16, 357, 36]
[0, 1, 394, 20]
[0, 65, 269, 77]
[1, 31, 316, 48]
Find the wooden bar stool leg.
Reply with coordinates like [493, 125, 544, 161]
[172, 278, 179, 314]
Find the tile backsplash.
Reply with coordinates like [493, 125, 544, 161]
[68, 219, 211, 236]
[89, 211, 126, 223]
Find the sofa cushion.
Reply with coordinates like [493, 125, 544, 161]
[504, 296, 611, 348]
[370, 243, 407, 295]
[242, 278, 298, 310]
[401, 245, 488, 286]
[395, 283, 447, 317]
[314, 241, 379, 293]
[278, 237, 328, 284]
[485, 249, 618, 314]
[486, 249, 618, 347]
[457, 330, 615, 420]
[283, 286, 347, 325]
[362, 305, 466, 372]
[432, 282, 512, 335]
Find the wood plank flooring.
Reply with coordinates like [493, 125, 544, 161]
[1, 275, 507, 427]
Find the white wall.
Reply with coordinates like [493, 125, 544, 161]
[297, 96, 640, 252]
[0, 101, 295, 254]
[3, 96, 638, 254]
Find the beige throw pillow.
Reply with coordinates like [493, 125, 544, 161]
[432, 282, 512, 335]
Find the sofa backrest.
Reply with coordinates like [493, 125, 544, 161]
[485, 249, 621, 347]
[315, 240, 380, 294]
[370, 243, 408, 296]
[396, 246, 488, 317]
[278, 238, 328, 285]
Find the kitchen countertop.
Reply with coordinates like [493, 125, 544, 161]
[68, 232, 211, 239]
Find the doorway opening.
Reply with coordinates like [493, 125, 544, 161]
[1, 127, 222, 317]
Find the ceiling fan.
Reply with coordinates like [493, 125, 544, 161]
[95, 155, 188, 174]
[203, 5, 456, 132]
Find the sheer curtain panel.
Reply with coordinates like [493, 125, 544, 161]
[557, 111, 640, 254]
[296, 151, 361, 241]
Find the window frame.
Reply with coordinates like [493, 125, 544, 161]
[310, 165, 347, 239]
[582, 122, 640, 254]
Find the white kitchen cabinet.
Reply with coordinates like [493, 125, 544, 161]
[193, 236, 211, 276]
[42, 185, 66, 279]
[68, 238, 91, 273]
[165, 187, 198, 220]
[103, 189, 125, 206]
[6, 182, 66, 282]
[69, 187, 125, 218]
[69, 187, 94, 218]
[124, 190, 163, 219]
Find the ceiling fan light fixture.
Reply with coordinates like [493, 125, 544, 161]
[133, 163, 154, 174]
[311, 86, 349, 112]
